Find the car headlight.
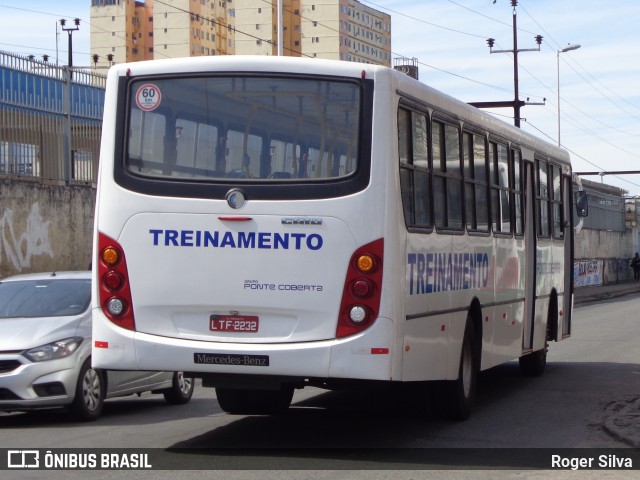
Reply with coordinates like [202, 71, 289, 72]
[22, 337, 84, 362]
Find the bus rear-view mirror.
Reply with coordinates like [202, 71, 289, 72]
[576, 190, 588, 217]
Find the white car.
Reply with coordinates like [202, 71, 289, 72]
[0, 271, 194, 421]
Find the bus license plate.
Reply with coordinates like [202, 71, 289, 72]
[210, 315, 259, 333]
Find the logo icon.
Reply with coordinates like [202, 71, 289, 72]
[8, 450, 40, 468]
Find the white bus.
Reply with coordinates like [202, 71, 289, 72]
[92, 56, 586, 419]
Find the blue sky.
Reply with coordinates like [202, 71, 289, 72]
[1, 0, 639, 195]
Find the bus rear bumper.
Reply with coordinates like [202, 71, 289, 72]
[92, 314, 397, 383]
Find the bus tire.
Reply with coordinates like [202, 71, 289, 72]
[215, 386, 293, 415]
[434, 318, 478, 421]
[519, 346, 547, 377]
[520, 301, 552, 377]
[518, 347, 547, 377]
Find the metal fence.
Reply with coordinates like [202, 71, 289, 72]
[0, 50, 106, 185]
[580, 188, 626, 232]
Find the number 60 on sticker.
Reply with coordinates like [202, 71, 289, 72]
[135, 84, 161, 111]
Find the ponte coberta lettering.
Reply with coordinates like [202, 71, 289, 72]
[149, 229, 323, 251]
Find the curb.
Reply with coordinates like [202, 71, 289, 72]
[574, 286, 640, 305]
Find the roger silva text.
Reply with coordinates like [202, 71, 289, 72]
[551, 454, 633, 470]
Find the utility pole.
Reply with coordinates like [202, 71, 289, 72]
[468, 1, 543, 128]
[60, 18, 80, 80]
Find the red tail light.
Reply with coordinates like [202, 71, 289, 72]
[336, 238, 384, 338]
[98, 232, 135, 331]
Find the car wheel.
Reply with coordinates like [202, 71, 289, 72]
[163, 372, 194, 405]
[69, 358, 104, 421]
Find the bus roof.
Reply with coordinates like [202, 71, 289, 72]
[108, 55, 570, 167]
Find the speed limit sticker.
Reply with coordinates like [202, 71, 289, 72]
[135, 84, 161, 111]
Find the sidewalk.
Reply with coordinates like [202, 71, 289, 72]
[574, 280, 640, 305]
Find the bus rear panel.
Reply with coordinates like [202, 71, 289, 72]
[92, 57, 398, 394]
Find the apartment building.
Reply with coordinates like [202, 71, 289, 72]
[90, 0, 234, 66]
[90, 0, 391, 67]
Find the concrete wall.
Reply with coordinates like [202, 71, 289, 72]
[604, 257, 634, 284]
[574, 227, 635, 286]
[0, 179, 95, 278]
[575, 227, 633, 259]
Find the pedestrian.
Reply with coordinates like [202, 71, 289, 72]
[631, 252, 640, 281]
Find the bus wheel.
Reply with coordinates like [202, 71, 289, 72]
[215, 386, 294, 415]
[519, 346, 547, 377]
[434, 319, 478, 421]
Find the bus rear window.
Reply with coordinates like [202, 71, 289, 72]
[126, 76, 361, 182]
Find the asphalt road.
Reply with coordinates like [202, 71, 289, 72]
[2, 295, 639, 479]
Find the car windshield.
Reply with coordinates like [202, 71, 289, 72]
[0, 278, 90, 318]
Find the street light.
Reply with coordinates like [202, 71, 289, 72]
[60, 18, 80, 69]
[557, 43, 581, 146]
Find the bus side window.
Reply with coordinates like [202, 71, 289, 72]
[433, 120, 462, 230]
[398, 107, 431, 228]
[489, 141, 511, 234]
[537, 158, 550, 238]
[512, 149, 524, 236]
[463, 132, 489, 232]
[551, 164, 564, 239]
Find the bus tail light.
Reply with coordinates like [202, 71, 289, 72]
[98, 232, 135, 331]
[336, 238, 383, 338]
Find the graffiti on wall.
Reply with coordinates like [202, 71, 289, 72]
[1, 203, 54, 271]
[574, 259, 603, 288]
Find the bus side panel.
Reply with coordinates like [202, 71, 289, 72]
[402, 234, 451, 381]
[486, 235, 527, 367]
[534, 239, 559, 352]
